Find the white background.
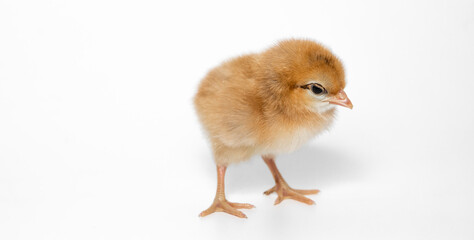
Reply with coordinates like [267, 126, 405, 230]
[1, 0, 474, 239]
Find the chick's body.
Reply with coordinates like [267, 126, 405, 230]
[196, 46, 336, 164]
[194, 39, 352, 218]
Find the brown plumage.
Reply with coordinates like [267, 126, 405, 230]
[194, 39, 352, 218]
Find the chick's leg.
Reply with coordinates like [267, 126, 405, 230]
[199, 165, 255, 218]
[262, 155, 320, 205]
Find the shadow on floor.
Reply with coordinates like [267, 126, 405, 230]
[199, 143, 366, 195]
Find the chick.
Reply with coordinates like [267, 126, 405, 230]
[194, 39, 352, 218]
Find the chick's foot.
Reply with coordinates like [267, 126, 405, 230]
[199, 197, 255, 218]
[199, 165, 255, 218]
[264, 182, 319, 205]
[262, 156, 319, 205]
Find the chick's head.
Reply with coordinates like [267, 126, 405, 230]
[258, 39, 352, 116]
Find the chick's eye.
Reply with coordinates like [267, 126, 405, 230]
[311, 85, 324, 95]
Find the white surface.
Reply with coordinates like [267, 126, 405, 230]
[1, 0, 474, 239]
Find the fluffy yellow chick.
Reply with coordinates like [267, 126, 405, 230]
[194, 39, 352, 218]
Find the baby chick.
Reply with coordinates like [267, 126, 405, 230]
[194, 39, 352, 218]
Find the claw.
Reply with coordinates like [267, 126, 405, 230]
[293, 189, 320, 195]
[263, 186, 276, 195]
[229, 202, 255, 209]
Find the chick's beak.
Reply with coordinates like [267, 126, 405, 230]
[327, 90, 353, 109]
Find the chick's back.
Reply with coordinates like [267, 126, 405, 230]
[194, 54, 263, 148]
